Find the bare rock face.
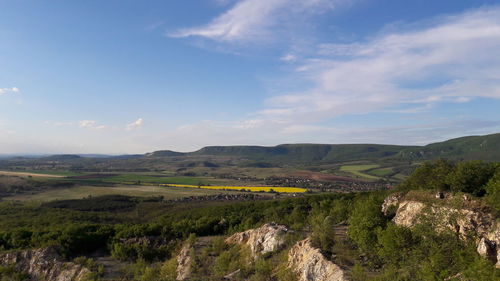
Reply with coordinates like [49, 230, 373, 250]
[0, 247, 91, 281]
[381, 193, 404, 216]
[389, 195, 500, 268]
[176, 242, 193, 281]
[477, 238, 497, 264]
[287, 238, 348, 281]
[225, 222, 288, 258]
[392, 200, 426, 227]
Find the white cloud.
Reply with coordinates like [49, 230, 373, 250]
[260, 7, 500, 123]
[161, 7, 500, 150]
[79, 120, 107, 130]
[0, 87, 20, 95]
[280, 53, 297, 62]
[126, 118, 144, 131]
[170, 0, 341, 42]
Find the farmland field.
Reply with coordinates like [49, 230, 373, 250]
[161, 184, 306, 193]
[67, 173, 232, 186]
[0, 170, 66, 178]
[339, 164, 380, 180]
[369, 167, 394, 177]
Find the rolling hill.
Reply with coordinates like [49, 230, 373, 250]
[1, 133, 499, 171]
[397, 133, 500, 161]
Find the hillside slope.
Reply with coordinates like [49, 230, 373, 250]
[397, 133, 500, 161]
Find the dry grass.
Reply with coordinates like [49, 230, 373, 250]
[0, 171, 65, 178]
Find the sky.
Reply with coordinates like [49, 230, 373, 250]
[1, 0, 500, 154]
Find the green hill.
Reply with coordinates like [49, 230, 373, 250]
[397, 133, 500, 161]
[189, 143, 412, 163]
[2, 133, 499, 171]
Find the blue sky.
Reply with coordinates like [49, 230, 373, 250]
[1, 0, 500, 154]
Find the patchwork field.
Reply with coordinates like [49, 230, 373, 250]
[369, 167, 394, 177]
[339, 164, 380, 180]
[161, 184, 307, 193]
[0, 170, 66, 178]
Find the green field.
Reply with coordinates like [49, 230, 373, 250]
[339, 164, 380, 180]
[101, 174, 220, 185]
[369, 167, 394, 177]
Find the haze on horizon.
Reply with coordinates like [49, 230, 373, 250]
[1, 0, 500, 155]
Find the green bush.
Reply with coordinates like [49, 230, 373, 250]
[485, 168, 500, 213]
[348, 194, 386, 253]
[0, 266, 29, 281]
[447, 161, 496, 196]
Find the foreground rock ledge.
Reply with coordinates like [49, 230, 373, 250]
[176, 242, 193, 281]
[0, 247, 90, 281]
[387, 194, 500, 268]
[225, 222, 288, 258]
[288, 238, 348, 281]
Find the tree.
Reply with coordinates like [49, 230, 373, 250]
[447, 161, 496, 196]
[348, 195, 386, 253]
[376, 223, 414, 266]
[485, 168, 500, 213]
[399, 159, 453, 191]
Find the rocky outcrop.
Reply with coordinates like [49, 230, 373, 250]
[388, 194, 500, 268]
[176, 242, 193, 281]
[381, 193, 404, 216]
[225, 222, 288, 258]
[0, 247, 90, 281]
[287, 238, 348, 281]
[391, 200, 426, 227]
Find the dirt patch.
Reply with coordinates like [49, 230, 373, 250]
[0, 171, 65, 178]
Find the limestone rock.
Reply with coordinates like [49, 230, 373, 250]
[225, 222, 288, 258]
[176, 242, 193, 281]
[390, 195, 500, 268]
[287, 238, 348, 281]
[381, 193, 404, 216]
[0, 247, 91, 281]
[477, 237, 497, 264]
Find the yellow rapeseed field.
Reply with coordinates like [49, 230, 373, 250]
[159, 184, 306, 193]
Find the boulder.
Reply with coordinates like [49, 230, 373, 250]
[287, 238, 348, 281]
[0, 247, 90, 281]
[225, 222, 288, 258]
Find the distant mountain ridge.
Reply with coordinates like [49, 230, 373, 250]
[148, 133, 500, 163]
[397, 133, 500, 161]
[3, 133, 500, 164]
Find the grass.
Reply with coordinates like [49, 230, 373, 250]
[369, 168, 394, 177]
[98, 174, 222, 185]
[339, 165, 380, 180]
[3, 185, 258, 202]
[161, 184, 306, 193]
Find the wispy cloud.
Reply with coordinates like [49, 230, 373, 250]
[164, 6, 500, 150]
[260, 7, 500, 123]
[170, 0, 341, 43]
[0, 87, 19, 95]
[126, 118, 144, 131]
[79, 120, 107, 130]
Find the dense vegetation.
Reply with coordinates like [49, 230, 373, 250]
[399, 159, 500, 211]
[0, 159, 499, 280]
